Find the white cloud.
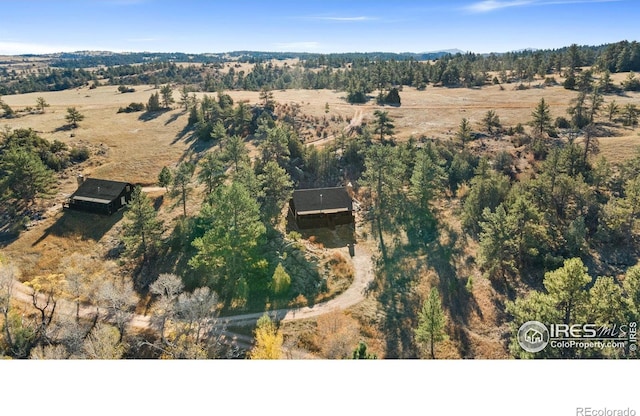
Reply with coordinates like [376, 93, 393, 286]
[466, 1, 532, 12]
[464, 0, 621, 13]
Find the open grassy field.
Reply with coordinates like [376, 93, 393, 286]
[2, 70, 639, 358]
[3, 70, 639, 185]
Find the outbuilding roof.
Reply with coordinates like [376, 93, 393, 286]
[71, 178, 131, 203]
[291, 187, 352, 215]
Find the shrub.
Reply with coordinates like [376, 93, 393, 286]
[563, 73, 576, 90]
[555, 116, 571, 129]
[271, 263, 291, 296]
[50, 140, 68, 153]
[346, 90, 367, 104]
[42, 151, 70, 171]
[379, 87, 401, 105]
[117, 102, 145, 113]
[70, 146, 90, 162]
[622, 74, 640, 92]
[117, 85, 136, 93]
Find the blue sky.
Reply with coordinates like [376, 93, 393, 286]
[0, 0, 637, 55]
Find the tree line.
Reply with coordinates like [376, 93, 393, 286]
[3, 40, 640, 96]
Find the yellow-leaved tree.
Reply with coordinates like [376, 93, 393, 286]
[249, 314, 283, 359]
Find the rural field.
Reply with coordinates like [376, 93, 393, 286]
[1, 60, 640, 360]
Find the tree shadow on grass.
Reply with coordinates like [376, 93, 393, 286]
[374, 257, 422, 358]
[53, 124, 74, 133]
[164, 110, 186, 126]
[138, 109, 168, 122]
[32, 209, 125, 247]
[422, 226, 498, 358]
[171, 123, 193, 145]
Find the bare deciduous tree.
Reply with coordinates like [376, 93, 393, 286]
[175, 286, 218, 345]
[149, 273, 184, 342]
[314, 309, 360, 359]
[82, 322, 125, 359]
[0, 263, 18, 351]
[97, 277, 138, 343]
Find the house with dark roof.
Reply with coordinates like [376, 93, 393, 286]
[64, 177, 134, 215]
[289, 186, 354, 229]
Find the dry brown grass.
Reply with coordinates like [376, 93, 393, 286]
[597, 133, 640, 165]
[2, 70, 640, 359]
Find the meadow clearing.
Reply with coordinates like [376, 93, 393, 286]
[2, 68, 639, 358]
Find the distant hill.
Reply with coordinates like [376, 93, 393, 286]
[1, 40, 639, 96]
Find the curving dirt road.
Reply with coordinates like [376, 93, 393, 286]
[7, 243, 374, 334]
[216, 244, 374, 327]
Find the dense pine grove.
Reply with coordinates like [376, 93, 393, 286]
[2, 41, 640, 95]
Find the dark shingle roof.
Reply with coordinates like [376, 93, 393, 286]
[71, 178, 131, 204]
[292, 187, 352, 215]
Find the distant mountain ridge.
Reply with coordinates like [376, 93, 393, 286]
[2, 40, 638, 96]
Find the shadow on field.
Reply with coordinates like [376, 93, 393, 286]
[138, 109, 167, 121]
[373, 224, 484, 358]
[171, 123, 193, 144]
[285, 218, 356, 250]
[31, 209, 124, 247]
[164, 111, 182, 125]
[374, 257, 422, 358]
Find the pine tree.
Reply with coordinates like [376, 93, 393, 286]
[372, 110, 395, 143]
[210, 120, 227, 142]
[623, 264, 640, 322]
[146, 92, 161, 112]
[222, 135, 249, 173]
[362, 144, 404, 261]
[179, 86, 190, 111]
[36, 97, 49, 114]
[122, 186, 164, 259]
[259, 160, 292, 224]
[481, 109, 501, 137]
[197, 153, 226, 195]
[545, 257, 592, 325]
[530, 98, 553, 137]
[415, 288, 447, 359]
[605, 100, 619, 122]
[0, 146, 55, 206]
[170, 161, 195, 217]
[157, 166, 172, 192]
[160, 84, 174, 109]
[65, 107, 84, 128]
[189, 182, 266, 304]
[352, 341, 377, 359]
[456, 117, 473, 146]
[478, 205, 516, 283]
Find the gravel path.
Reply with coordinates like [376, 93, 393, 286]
[217, 244, 374, 327]
[8, 242, 375, 332]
